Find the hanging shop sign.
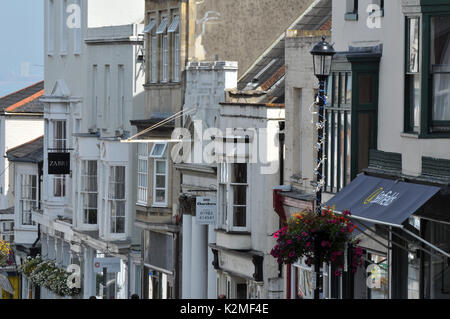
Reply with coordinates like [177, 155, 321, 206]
[196, 197, 217, 225]
[93, 257, 121, 273]
[48, 152, 70, 175]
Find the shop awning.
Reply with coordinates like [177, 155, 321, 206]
[326, 174, 441, 228]
[0, 272, 14, 295]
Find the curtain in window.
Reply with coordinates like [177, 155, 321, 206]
[432, 17, 450, 123]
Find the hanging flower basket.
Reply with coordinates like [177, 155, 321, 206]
[270, 209, 364, 276]
[0, 240, 13, 268]
[18, 256, 81, 297]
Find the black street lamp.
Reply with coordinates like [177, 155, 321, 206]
[310, 36, 335, 299]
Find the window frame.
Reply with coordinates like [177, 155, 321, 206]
[137, 143, 149, 205]
[345, 0, 359, 21]
[217, 163, 250, 232]
[404, 16, 422, 134]
[20, 174, 38, 227]
[52, 120, 67, 198]
[108, 165, 126, 235]
[152, 158, 168, 208]
[80, 160, 98, 226]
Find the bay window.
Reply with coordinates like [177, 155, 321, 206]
[21, 175, 37, 226]
[137, 143, 148, 205]
[430, 16, 450, 131]
[109, 166, 126, 234]
[81, 160, 98, 225]
[404, 9, 450, 135]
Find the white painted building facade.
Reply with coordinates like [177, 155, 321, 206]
[35, 0, 145, 299]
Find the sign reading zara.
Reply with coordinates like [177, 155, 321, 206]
[196, 197, 217, 225]
[48, 153, 70, 175]
[93, 257, 121, 273]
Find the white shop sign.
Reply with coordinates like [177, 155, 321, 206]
[94, 257, 121, 273]
[196, 197, 217, 225]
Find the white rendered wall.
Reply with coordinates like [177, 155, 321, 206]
[331, 0, 450, 176]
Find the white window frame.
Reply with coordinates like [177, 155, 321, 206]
[218, 163, 249, 232]
[108, 165, 126, 234]
[52, 120, 67, 198]
[150, 142, 168, 158]
[80, 160, 98, 226]
[20, 175, 38, 226]
[137, 144, 149, 205]
[152, 157, 168, 208]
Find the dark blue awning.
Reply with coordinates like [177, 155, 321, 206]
[326, 174, 441, 227]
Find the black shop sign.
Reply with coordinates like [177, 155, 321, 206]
[48, 153, 70, 175]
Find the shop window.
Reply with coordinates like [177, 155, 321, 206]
[20, 175, 38, 226]
[81, 160, 98, 225]
[109, 166, 126, 234]
[137, 143, 148, 205]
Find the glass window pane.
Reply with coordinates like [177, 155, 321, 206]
[156, 175, 166, 188]
[431, 16, 450, 126]
[233, 185, 247, 206]
[155, 190, 166, 203]
[432, 73, 450, 122]
[408, 17, 420, 73]
[156, 161, 166, 174]
[233, 207, 246, 227]
[232, 163, 247, 183]
[408, 74, 421, 132]
[346, 73, 352, 104]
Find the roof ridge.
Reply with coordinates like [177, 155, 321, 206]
[6, 135, 44, 154]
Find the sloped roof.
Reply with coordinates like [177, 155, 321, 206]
[237, 0, 332, 99]
[7, 136, 44, 163]
[0, 81, 44, 114]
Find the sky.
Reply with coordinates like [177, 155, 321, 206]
[0, 0, 44, 97]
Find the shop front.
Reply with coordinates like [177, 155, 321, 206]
[142, 229, 179, 299]
[326, 173, 450, 299]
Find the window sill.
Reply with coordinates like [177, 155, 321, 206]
[402, 132, 450, 139]
[344, 13, 358, 21]
[401, 132, 420, 139]
[144, 82, 182, 88]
